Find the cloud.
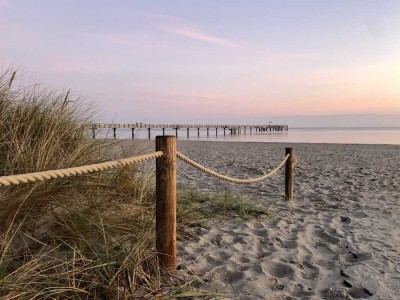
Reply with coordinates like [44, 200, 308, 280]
[87, 33, 170, 52]
[163, 27, 239, 47]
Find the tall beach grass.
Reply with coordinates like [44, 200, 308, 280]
[0, 68, 163, 298]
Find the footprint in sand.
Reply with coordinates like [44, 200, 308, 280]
[214, 250, 232, 261]
[290, 282, 315, 297]
[221, 269, 244, 284]
[264, 261, 294, 278]
[315, 228, 340, 244]
[239, 256, 251, 264]
[346, 251, 372, 263]
[349, 287, 374, 298]
[268, 276, 285, 291]
[302, 262, 320, 279]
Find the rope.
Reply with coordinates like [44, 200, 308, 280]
[176, 152, 290, 184]
[0, 151, 163, 187]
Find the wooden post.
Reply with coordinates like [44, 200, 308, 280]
[162, 128, 165, 135]
[285, 148, 295, 202]
[207, 128, 209, 137]
[224, 128, 226, 136]
[132, 128, 135, 139]
[187, 128, 189, 138]
[197, 128, 200, 137]
[175, 128, 178, 138]
[215, 128, 218, 136]
[113, 128, 116, 139]
[148, 128, 151, 140]
[156, 136, 177, 271]
[92, 128, 96, 139]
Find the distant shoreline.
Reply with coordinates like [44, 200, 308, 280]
[123, 138, 400, 147]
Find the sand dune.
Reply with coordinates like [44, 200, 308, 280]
[172, 141, 400, 299]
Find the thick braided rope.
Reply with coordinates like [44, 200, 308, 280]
[0, 151, 163, 186]
[177, 152, 290, 184]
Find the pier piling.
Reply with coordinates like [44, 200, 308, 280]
[90, 123, 289, 139]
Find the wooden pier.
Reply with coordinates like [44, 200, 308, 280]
[91, 123, 289, 139]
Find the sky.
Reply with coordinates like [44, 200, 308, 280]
[1, 0, 400, 126]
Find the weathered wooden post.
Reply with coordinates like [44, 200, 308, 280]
[187, 128, 189, 138]
[113, 128, 116, 139]
[175, 128, 178, 138]
[162, 128, 165, 135]
[197, 128, 200, 137]
[92, 127, 96, 139]
[207, 128, 209, 137]
[148, 128, 151, 140]
[156, 136, 177, 271]
[285, 148, 295, 203]
[131, 128, 135, 139]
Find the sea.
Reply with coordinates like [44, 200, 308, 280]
[96, 127, 400, 145]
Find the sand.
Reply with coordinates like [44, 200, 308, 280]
[139, 140, 400, 299]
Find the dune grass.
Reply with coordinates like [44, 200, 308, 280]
[0, 68, 164, 298]
[0, 68, 275, 299]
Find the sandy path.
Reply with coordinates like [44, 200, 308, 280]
[173, 141, 400, 299]
[135, 140, 400, 299]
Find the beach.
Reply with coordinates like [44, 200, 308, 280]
[172, 140, 399, 299]
[137, 140, 399, 299]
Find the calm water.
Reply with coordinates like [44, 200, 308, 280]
[97, 127, 400, 145]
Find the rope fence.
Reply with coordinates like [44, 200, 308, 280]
[0, 151, 163, 186]
[177, 151, 290, 184]
[0, 135, 296, 271]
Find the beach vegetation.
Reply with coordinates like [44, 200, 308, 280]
[0, 68, 273, 299]
[177, 186, 275, 230]
[0, 68, 161, 298]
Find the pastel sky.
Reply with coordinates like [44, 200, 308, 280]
[1, 0, 400, 126]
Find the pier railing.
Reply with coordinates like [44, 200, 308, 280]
[90, 123, 289, 139]
[0, 136, 295, 271]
